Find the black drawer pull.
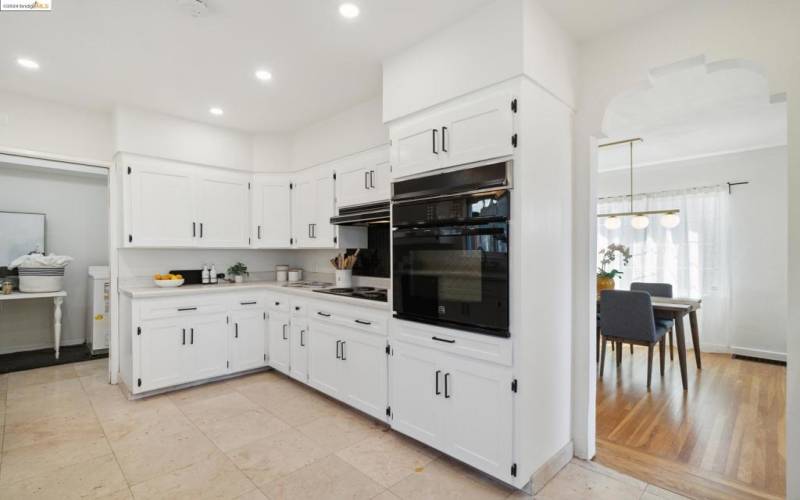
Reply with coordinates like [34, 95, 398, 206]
[444, 372, 451, 398]
[435, 370, 441, 395]
[295, 306, 301, 311]
[317, 312, 331, 318]
[190, 328, 194, 344]
[182, 328, 186, 345]
[432, 336, 455, 344]
[300, 330, 305, 347]
[282, 324, 288, 340]
[355, 319, 372, 326]
[341, 341, 347, 360]
[177, 307, 197, 312]
[240, 301, 257, 305]
[336, 340, 341, 359]
[274, 301, 281, 306]
[235, 323, 239, 338]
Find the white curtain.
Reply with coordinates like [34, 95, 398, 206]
[597, 186, 731, 350]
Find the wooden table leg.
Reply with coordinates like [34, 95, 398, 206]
[54, 297, 63, 359]
[689, 310, 702, 369]
[674, 312, 688, 390]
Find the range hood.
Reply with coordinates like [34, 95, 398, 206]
[330, 201, 390, 226]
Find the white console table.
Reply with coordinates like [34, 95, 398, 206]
[0, 291, 67, 359]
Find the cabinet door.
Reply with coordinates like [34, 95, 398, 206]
[309, 168, 336, 248]
[335, 159, 369, 209]
[137, 318, 189, 392]
[289, 321, 309, 382]
[195, 172, 250, 248]
[389, 342, 443, 449]
[365, 155, 391, 204]
[188, 313, 229, 380]
[127, 160, 196, 247]
[441, 91, 514, 169]
[291, 175, 314, 248]
[252, 175, 292, 248]
[390, 118, 441, 179]
[231, 309, 267, 372]
[441, 356, 513, 481]
[307, 321, 344, 399]
[267, 312, 291, 375]
[340, 331, 387, 421]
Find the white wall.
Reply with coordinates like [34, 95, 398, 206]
[0, 90, 112, 165]
[598, 146, 788, 358]
[113, 107, 253, 171]
[571, 3, 800, 491]
[290, 97, 388, 171]
[252, 133, 292, 172]
[0, 165, 108, 353]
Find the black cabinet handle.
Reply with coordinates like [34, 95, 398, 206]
[435, 370, 441, 395]
[178, 307, 197, 312]
[311, 224, 316, 238]
[240, 301, 257, 306]
[308, 224, 311, 238]
[300, 330, 305, 347]
[182, 328, 186, 345]
[200, 223, 203, 238]
[193, 222, 196, 237]
[294, 306, 300, 311]
[258, 225, 261, 239]
[341, 341, 347, 360]
[444, 372, 451, 398]
[275, 301, 281, 306]
[364, 171, 369, 189]
[235, 323, 238, 338]
[317, 311, 331, 318]
[190, 328, 194, 345]
[355, 319, 372, 326]
[370, 170, 375, 188]
[336, 340, 341, 359]
[432, 129, 438, 154]
[432, 336, 455, 344]
[441, 126, 448, 152]
[282, 324, 288, 340]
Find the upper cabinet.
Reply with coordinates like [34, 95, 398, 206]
[390, 90, 516, 180]
[252, 174, 293, 248]
[335, 145, 391, 209]
[122, 154, 250, 248]
[292, 165, 342, 249]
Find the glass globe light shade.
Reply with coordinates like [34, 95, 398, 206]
[603, 216, 622, 230]
[631, 214, 650, 230]
[660, 212, 680, 229]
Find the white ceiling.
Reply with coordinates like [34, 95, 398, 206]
[0, 0, 490, 132]
[598, 60, 788, 171]
[537, 0, 688, 42]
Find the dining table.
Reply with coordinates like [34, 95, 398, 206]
[650, 297, 702, 390]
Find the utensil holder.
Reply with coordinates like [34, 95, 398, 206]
[335, 269, 352, 288]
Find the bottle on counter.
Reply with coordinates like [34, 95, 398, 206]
[201, 264, 210, 284]
[210, 264, 218, 284]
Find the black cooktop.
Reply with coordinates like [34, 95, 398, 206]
[313, 286, 388, 302]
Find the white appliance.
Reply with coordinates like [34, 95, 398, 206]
[87, 266, 110, 353]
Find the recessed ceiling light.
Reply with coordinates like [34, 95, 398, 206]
[255, 69, 272, 82]
[209, 107, 224, 116]
[338, 2, 359, 19]
[17, 57, 40, 70]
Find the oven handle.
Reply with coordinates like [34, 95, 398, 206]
[393, 226, 507, 239]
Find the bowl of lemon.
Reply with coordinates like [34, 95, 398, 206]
[153, 273, 184, 288]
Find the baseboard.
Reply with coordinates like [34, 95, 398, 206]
[730, 346, 786, 362]
[0, 339, 85, 355]
[529, 440, 573, 494]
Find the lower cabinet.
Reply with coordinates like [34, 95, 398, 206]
[289, 320, 309, 382]
[137, 312, 227, 393]
[390, 340, 514, 482]
[308, 320, 387, 421]
[230, 308, 268, 372]
[268, 311, 291, 375]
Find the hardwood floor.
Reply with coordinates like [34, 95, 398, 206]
[596, 347, 786, 500]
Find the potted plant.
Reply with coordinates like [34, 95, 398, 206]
[227, 262, 249, 283]
[597, 244, 631, 294]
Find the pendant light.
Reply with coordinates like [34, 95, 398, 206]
[597, 138, 680, 230]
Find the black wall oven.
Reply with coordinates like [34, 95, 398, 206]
[392, 162, 511, 337]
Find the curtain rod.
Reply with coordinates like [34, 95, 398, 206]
[598, 137, 643, 148]
[597, 183, 726, 202]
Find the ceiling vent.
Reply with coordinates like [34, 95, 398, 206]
[176, 0, 209, 17]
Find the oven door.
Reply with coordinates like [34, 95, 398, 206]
[392, 222, 509, 337]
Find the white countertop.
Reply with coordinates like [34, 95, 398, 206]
[119, 280, 390, 310]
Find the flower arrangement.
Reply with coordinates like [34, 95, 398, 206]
[227, 262, 249, 277]
[597, 244, 631, 293]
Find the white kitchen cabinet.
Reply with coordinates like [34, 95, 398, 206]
[195, 171, 251, 248]
[307, 321, 344, 399]
[252, 174, 293, 248]
[289, 320, 309, 382]
[230, 308, 268, 372]
[390, 90, 516, 179]
[124, 157, 196, 247]
[309, 167, 336, 247]
[290, 173, 315, 248]
[267, 310, 291, 375]
[335, 145, 391, 209]
[138, 317, 189, 392]
[188, 313, 230, 380]
[340, 329, 388, 420]
[389, 340, 514, 482]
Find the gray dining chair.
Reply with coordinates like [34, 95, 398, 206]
[631, 282, 674, 360]
[598, 290, 669, 390]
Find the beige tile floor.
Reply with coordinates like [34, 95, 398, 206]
[0, 360, 690, 499]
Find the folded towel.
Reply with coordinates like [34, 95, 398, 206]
[9, 253, 74, 269]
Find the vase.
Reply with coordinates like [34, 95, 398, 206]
[234, 275, 244, 283]
[596, 276, 615, 295]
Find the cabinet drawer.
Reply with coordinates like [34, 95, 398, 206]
[268, 294, 290, 313]
[309, 300, 388, 336]
[390, 318, 511, 366]
[138, 295, 227, 321]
